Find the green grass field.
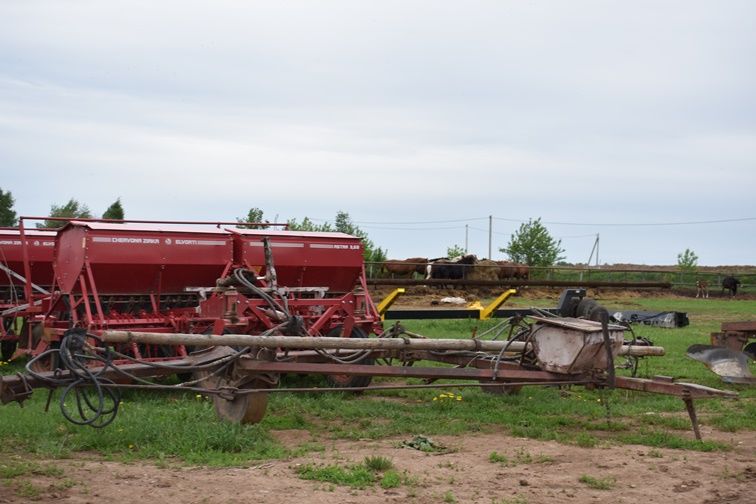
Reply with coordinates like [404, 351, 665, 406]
[0, 294, 753, 467]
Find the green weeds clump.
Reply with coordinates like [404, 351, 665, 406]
[489, 449, 553, 466]
[364, 455, 393, 471]
[296, 455, 414, 490]
[296, 462, 376, 489]
[579, 474, 616, 490]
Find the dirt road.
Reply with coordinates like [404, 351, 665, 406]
[2, 428, 753, 504]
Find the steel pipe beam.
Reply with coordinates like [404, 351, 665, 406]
[101, 330, 664, 357]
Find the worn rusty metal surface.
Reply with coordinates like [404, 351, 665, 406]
[530, 316, 625, 333]
[614, 376, 738, 399]
[1, 360, 184, 404]
[0, 346, 232, 404]
[720, 321, 756, 332]
[236, 358, 572, 382]
[710, 321, 756, 353]
[530, 319, 625, 374]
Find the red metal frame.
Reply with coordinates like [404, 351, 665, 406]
[10, 216, 380, 365]
[0, 227, 57, 355]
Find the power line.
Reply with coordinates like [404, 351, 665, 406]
[468, 226, 509, 236]
[492, 216, 756, 227]
[557, 233, 600, 239]
[313, 217, 489, 225]
[358, 224, 466, 231]
[310, 215, 755, 228]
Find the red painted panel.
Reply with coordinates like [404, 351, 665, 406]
[0, 229, 56, 287]
[230, 229, 363, 292]
[55, 222, 233, 294]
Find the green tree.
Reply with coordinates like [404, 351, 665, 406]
[237, 207, 269, 229]
[102, 198, 125, 220]
[676, 248, 698, 272]
[500, 218, 565, 267]
[333, 210, 387, 264]
[37, 198, 92, 228]
[447, 244, 466, 258]
[0, 187, 17, 226]
[287, 216, 333, 232]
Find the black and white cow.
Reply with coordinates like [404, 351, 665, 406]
[425, 254, 478, 281]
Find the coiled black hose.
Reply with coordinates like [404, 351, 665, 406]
[26, 329, 120, 428]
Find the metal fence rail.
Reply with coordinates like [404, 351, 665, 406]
[365, 262, 755, 290]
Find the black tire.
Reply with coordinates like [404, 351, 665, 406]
[324, 325, 374, 389]
[1, 339, 17, 362]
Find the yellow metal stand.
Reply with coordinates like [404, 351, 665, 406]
[376, 288, 405, 320]
[376, 288, 517, 320]
[480, 289, 517, 320]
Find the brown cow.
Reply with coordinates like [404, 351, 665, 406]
[382, 257, 428, 278]
[514, 264, 530, 280]
[495, 261, 529, 280]
[695, 280, 709, 299]
[495, 260, 517, 279]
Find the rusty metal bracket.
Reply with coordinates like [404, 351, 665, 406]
[0, 372, 34, 406]
[683, 395, 702, 441]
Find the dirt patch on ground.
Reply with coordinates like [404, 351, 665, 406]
[2, 430, 753, 504]
[269, 429, 313, 447]
[371, 286, 756, 310]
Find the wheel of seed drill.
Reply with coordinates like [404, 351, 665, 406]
[478, 380, 523, 395]
[24, 324, 60, 372]
[212, 376, 270, 424]
[193, 345, 271, 424]
[324, 325, 374, 389]
[28, 343, 59, 373]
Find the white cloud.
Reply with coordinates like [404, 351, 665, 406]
[0, 1, 754, 264]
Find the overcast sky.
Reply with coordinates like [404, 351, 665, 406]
[1, 1, 754, 265]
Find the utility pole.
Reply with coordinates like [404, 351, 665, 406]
[587, 233, 600, 266]
[465, 224, 469, 253]
[488, 215, 492, 259]
[596, 233, 600, 266]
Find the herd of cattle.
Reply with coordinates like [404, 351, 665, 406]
[382, 257, 746, 297]
[381, 255, 528, 281]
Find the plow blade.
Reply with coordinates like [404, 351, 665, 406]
[686, 344, 755, 384]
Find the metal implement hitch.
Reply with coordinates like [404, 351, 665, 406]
[1, 324, 736, 440]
